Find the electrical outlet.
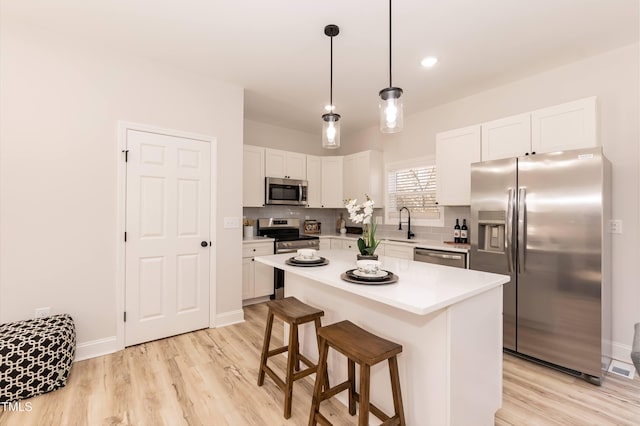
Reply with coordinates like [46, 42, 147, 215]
[35, 307, 50, 318]
[609, 220, 622, 234]
[305, 215, 310, 220]
[223, 217, 240, 229]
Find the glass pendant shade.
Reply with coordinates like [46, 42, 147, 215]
[322, 113, 341, 149]
[379, 87, 404, 133]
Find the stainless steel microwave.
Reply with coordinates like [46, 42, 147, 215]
[265, 177, 308, 206]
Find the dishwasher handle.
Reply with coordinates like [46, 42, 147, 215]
[414, 249, 464, 260]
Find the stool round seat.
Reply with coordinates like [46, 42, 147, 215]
[257, 297, 327, 419]
[309, 320, 406, 426]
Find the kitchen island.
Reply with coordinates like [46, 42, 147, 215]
[255, 250, 510, 426]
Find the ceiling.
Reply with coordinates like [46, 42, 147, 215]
[4, 0, 639, 136]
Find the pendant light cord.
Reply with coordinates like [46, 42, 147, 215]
[389, 0, 392, 88]
[330, 34, 333, 108]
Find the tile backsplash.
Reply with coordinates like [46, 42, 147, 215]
[243, 205, 470, 242]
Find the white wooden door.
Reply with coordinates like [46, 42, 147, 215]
[125, 130, 211, 346]
[284, 152, 307, 180]
[306, 155, 322, 208]
[321, 156, 343, 208]
[243, 145, 265, 207]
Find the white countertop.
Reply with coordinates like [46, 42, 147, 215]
[313, 233, 470, 253]
[242, 236, 274, 243]
[255, 249, 509, 316]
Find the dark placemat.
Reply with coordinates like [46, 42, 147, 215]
[285, 257, 329, 267]
[340, 269, 398, 285]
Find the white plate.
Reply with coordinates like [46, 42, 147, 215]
[294, 255, 322, 262]
[353, 269, 389, 278]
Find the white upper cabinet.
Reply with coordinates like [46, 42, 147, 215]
[306, 155, 322, 208]
[531, 97, 597, 154]
[243, 145, 265, 207]
[321, 156, 344, 208]
[343, 151, 383, 206]
[265, 148, 307, 180]
[481, 113, 531, 161]
[481, 97, 598, 161]
[436, 125, 481, 206]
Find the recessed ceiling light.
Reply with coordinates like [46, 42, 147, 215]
[421, 56, 438, 68]
[324, 104, 335, 112]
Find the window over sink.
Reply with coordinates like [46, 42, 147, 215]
[385, 157, 443, 226]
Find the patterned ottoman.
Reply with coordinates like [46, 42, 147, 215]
[0, 314, 76, 402]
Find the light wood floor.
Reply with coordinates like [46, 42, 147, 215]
[1, 302, 639, 425]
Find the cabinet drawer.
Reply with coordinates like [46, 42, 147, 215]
[242, 244, 274, 258]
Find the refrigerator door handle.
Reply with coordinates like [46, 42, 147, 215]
[505, 188, 515, 273]
[518, 187, 527, 273]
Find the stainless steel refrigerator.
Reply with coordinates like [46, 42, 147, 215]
[470, 147, 611, 384]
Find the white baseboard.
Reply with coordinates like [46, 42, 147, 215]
[612, 341, 633, 364]
[74, 336, 119, 362]
[215, 309, 245, 327]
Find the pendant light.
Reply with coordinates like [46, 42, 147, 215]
[322, 24, 341, 149]
[379, 0, 403, 133]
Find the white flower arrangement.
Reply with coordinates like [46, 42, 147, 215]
[344, 195, 379, 256]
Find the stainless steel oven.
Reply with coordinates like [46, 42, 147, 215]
[265, 177, 308, 206]
[257, 218, 320, 299]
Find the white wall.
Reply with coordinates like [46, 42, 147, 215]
[0, 19, 244, 355]
[342, 43, 640, 360]
[244, 119, 333, 156]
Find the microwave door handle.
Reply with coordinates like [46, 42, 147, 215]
[517, 187, 526, 273]
[505, 188, 514, 273]
[298, 184, 302, 203]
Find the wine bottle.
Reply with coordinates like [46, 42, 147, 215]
[453, 219, 461, 243]
[461, 219, 468, 244]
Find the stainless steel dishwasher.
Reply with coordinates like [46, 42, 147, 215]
[414, 247, 467, 269]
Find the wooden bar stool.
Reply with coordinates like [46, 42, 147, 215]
[309, 320, 406, 426]
[257, 297, 328, 419]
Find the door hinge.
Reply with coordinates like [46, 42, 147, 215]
[122, 149, 129, 162]
[124, 312, 127, 322]
[124, 232, 127, 242]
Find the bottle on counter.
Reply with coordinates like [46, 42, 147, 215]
[461, 219, 468, 244]
[453, 218, 461, 243]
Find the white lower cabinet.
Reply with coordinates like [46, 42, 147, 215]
[242, 241, 274, 303]
[319, 238, 331, 251]
[329, 238, 358, 251]
[379, 242, 414, 260]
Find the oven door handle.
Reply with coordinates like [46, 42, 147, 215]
[277, 249, 299, 254]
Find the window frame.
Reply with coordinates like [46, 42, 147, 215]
[384, 157, 444, 227]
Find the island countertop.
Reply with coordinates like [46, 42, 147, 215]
[255, 249, 510, 316]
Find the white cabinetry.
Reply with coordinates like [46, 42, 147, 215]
[435, 125, 481, 206]
[242, 241, 274, 304]
[531, 97, 597, 154]
[306, 155, 322, 208]
[319, 238, 331, 251]
[481, 97, 597, 161]
[343, 151, 383, 205]
[329, 238, 358, 251]
[481, 113, 531, 161]
[243, 145, 265, 207]
[378, 241, 414, 260]
[321, 156, 344, 208]
[265, 148, 306, 180]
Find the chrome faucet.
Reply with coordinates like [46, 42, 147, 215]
[398, 207, 415, 240]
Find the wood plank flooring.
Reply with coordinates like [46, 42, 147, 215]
[1, 302, 639, 425]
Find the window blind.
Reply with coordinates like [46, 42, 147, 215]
[387, 164, 440, 220]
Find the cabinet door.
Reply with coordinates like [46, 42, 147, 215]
[265, 149, 286, 178]
[319, 239, 331, 251]
[343, 240, 358, 251]
[343, 151, 384, 206]
[243, 145, 265, 207]
[254, 261, 274, 298]
[436, 125, 481, 206]
[330, 239, 343, 250]
[531, 97, 597, 154]
[481, 113, 531, 160]
[321, 156, 344, 208]
[306, 155, 322, 207]
[383, 244, 414, 260]
[286, 152, 307, 180]
[241, 258, 254, 300]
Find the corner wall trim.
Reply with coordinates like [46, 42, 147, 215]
[215, 309, 245, 328]
[75, 336, 119, 362]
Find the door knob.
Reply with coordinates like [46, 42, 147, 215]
[201, 241, 208, 247]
